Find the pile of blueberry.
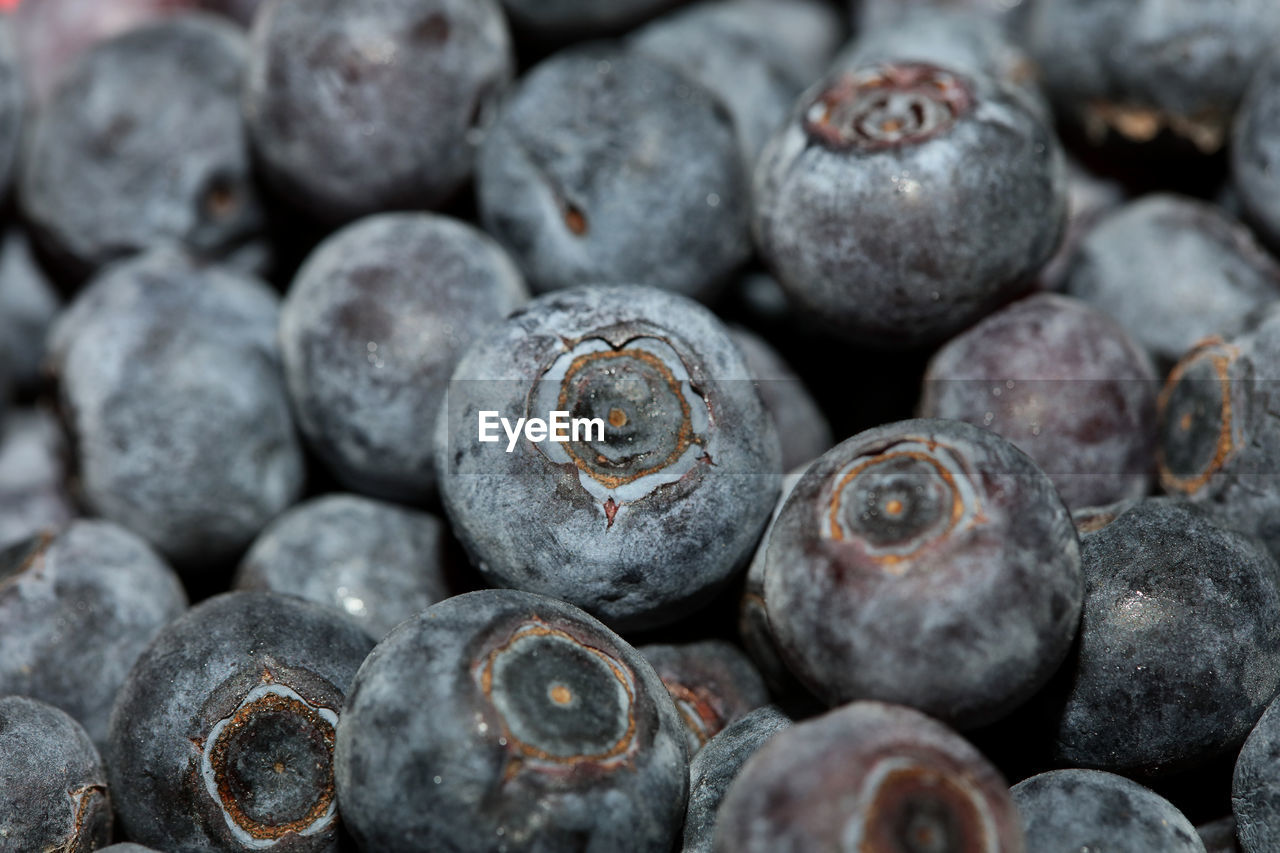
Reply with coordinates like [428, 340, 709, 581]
[8, 0, 1280, 851]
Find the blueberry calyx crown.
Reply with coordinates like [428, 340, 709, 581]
[1157, 337, 1241, 496]
[664, 680, 722, 751]
[844, 758, 997, 853]
[804, 63, 974, 153]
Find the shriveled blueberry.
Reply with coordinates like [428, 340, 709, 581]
[629, 0, 844, 159]
[1049, 499, 1280, 776]
[920, 293, 1158, 509]
[49, 249, 304, 567]
[639, 640, 768, 754]
[713, 701, 1024, 852]
[1065, 195, 1280, 366]
[1233, 693, 1280, 852]
[682, 705, 789, 853]
[280, 213, 527, 502]
[754, 59, 1065, 346]
[0, 696, 112, 852]
[0, 230, 61, 391]
[477, 48, 750, 300]
[1233, 48, 1280, 251]
[18, 14, 263, 280]
[1012, 769, 1204, 853]
[1028, 0, 1280, 154]
[0, 521, 186, 749]
[0, 408, 75, 550]
[763, 418, 1081, 728]
[1198, 816, 1243, 853]
[0, 17, 21, 200]
[729, 327, 832, 470]
[500, 0, 687, 38]
[1040, 157, 1127, 291]
[234, 494, 456, 640]
[107, 591, 375, 852]
[437, 285, 780, 631]
[335, 589, 689, 853]
[244, 0, 513, 224]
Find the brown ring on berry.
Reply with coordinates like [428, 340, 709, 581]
[664, 682, 723, 749]
[1157, 339, 1240, 496]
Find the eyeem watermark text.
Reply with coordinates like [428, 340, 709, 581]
[478, 411, 605, 452]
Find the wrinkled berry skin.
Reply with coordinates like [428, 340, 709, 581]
[49, 249, 304, 567]
[1233, 694, 1280, 852]
[0, 18, 20, 200]
[729, 327, 832, 470]
[1233, 50, 1280, 251]
[280, 213, 527, 502]
[0, 230, 61, 391]
[245, 0, 513, 224]
[335, 589, 689, 853]
[19, 15, 263, 280]
[107, 592, 375, 853]
[1050, 499, 1280, 777]
[234, 494, 456, 640]
[764, 419, 1082, 728]
[682, 705, 789, 853]
[1028, 0, 1280, 155]
[639, 640, 768, 755]
[1012, 769, 1204, 853]
[438, 285, 780, 632]
[0, 522, 187, 750]
[477, 49, 750, 300]
[714, 701, 1025, 852]
[920, 293, 1158, 509]
[629, 0, 844, 160]
[754, 60, 1065, 347]
[1156, 305, 1280, 561]
[0, 696, 112, 852]
[0, 409, 76, 551]
[1066, 195, 1280, 366]
[500, 0, 686, 38]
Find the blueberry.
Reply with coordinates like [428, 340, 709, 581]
[499, 0, 688, 38]
[1049, 498, 1280, 776]
[1232, 48, 1280, 252]
[638, 640, 768, 754]
[279, 213, 527, 503]
[49, 249, 304, 567]
[0, 521, 187, 749]
[629, 0, 845, 160]
[198, 0, 262, 27]
[754, 59, 1066, 346]
[1028, 0, 1280, 154]
[682, 705, 789, 853]
[244, 0, 513, 224]
[99, 846, 163, 853]
[18, 14, 263, 281]
[1011, 769, 1205, 853]
[0, 696, 112, 852]
[1039, 157, 1127, 291]
[0, 230, 61, 392]
[1066, 195, 1280, 366]
[1198, 816, 1243, 853]
[729, 326, 832, 470]
[855, 0, 1028, 33]
[107, 591, 375, 852]
[1231, 692, 1280, 851]
[334, 589, 689, 853]
[0, 408, 75, 550]
[0, 16, 21, 199]
[437, 285, 781, 631]
[476, 48, 750, 300]
[920, 293, 1158, 509]
[234, 494, 457, 640]
[762, 418, 1082, 728]
[713, 701, 1024, 852]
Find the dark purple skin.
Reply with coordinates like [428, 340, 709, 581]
[234, 494, 456, 640]
[1049, 499, 1280, 777]
[18, 14, 263, 281]
[0, 521, 187, 750]
[476, 48, 751, 300]
[754, 60, 1066, 347]
[499, 0, 688, 37]
[713, 701, 1025, 852]
[1233, 48, 1280, 252]
[1066, 195, 1280, 366]
[0, 17, 20, 200]
[1039, 157, 1127, 291]
[1198, 816, 1243, 853]
[682, 705, 790, 853]
[729, 327, 833, 470]
[1012, 769, 1205, 853]
[0, 230, 61, 391]
[279, 213, 528, 503]
[199, 0, 264, 26]
[638, 640, 769, 755]
[919, 293, 1158, 509]
[0, 408, 76, 551]
[1156, 305, 1280, 562]
[1234, 695, 1280, 852]
[107, 592, 376, 853]
[49, 249, 304, 568]
[244, 0, 513, 224]
[334, 589, 690, 853]
[628, 0, 845, 160]
[1028, 0, 1280, 155]
[438, 285, 781, 632]
[0, 697, 112, 852]
[763, 418, 1082, 729]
